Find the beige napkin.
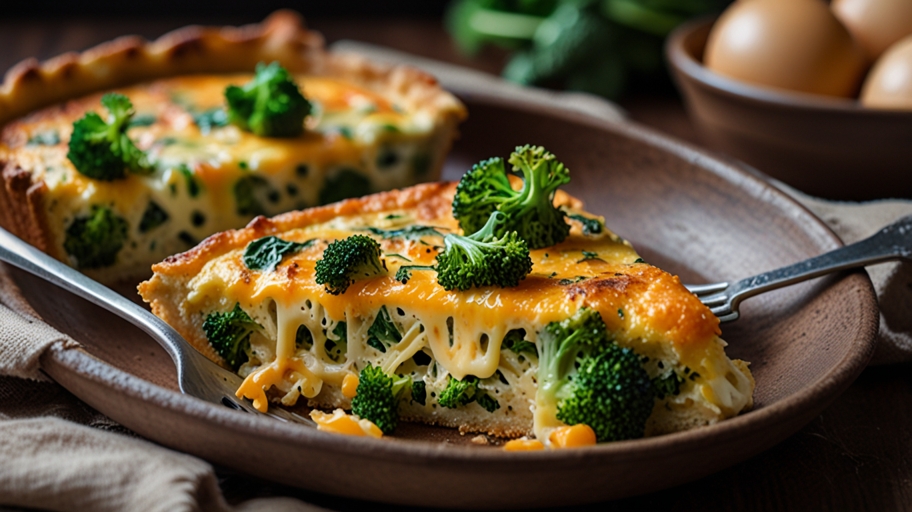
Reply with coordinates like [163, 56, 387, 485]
[1, 44, 911, 511]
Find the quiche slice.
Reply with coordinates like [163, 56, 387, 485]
[138, 181, 755, 442]
[0, 11, 466, 283]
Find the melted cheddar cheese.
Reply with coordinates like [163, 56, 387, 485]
[141, 193, 755, 441]
[0, 73, 462, 282]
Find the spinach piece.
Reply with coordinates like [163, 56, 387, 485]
[366, 306, 401, 353]
[139, 201, 169, 233]
[243, 236, 316, 272]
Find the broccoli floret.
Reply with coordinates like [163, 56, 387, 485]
[395, 212, 532, 291]
[438, 211, 532, 291]
[314, 235, 387, 295]
[450, 156, 515, 237]
[66, 93, 153, 180]
[351, 363, 410, 434]
[202, 303, 260, 370]
[438, 375, 480, 408]
[452, 145, 570, 249]
[63, 205, 128, 269]
[535, 308, 654, 443]
[225, 62, 311, 137]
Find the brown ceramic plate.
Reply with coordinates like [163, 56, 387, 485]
[5, 90, 878, 509]
[667, 18, 912, 201]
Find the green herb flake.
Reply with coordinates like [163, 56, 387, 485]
[568, 213, 604, 235]
[385, 253, 412, 262]
[578, 250, 601, 263]
[128, 114, 156, 128]
[27, 130, 61, 146]
[177, 165, 201, 198]
[191, 107, 228, 135]
[362, 225, 444, 240]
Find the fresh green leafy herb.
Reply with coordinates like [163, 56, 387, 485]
[243, 236, 316, 272]
[366, 306, 401, 353]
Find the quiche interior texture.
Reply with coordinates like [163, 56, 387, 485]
[139, 182, 755, 441]
[0, 73, 464, 283]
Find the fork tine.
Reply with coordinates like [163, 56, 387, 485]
[685, 282, 729, 296]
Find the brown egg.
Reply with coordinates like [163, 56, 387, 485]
[861, 35, 912, 110]
[705, 0, 868, 97]
[832, 0, 912, 61]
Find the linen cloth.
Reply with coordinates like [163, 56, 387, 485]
[1, 44, 910, 511]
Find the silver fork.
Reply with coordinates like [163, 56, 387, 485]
[0, 226, 314, 427]
[686, 215, 912, 322]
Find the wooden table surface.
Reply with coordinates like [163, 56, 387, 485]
[2, 15, 910, 512]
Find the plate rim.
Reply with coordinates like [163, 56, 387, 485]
[26, 88, 880, 501]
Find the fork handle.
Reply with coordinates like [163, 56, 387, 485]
[722, 215, 912, 318]
[0, 226, 192, 370]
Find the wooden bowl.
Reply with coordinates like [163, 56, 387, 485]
[666, 18, 912, 201]
[5, 88, 879, 508]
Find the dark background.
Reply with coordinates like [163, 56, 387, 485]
[3, 0, 450, 19]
